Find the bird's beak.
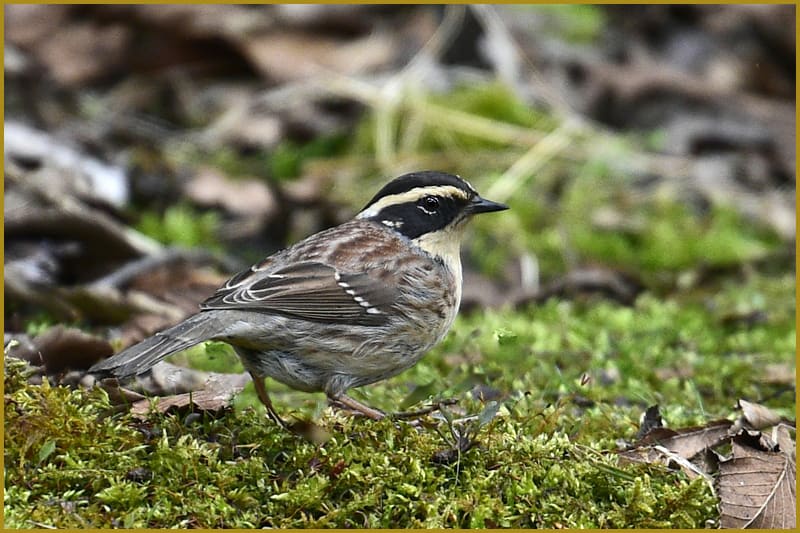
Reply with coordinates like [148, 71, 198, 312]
[468, 195, 509, 214]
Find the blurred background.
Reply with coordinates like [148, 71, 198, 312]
[3, 5, 796, 528]
[4, 3, 795, 393]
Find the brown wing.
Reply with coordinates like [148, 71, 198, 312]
[200, 261, 396, 326]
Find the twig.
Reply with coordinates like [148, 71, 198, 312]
[391, 398, 459, 420]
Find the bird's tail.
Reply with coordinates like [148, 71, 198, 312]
[90, 313, 218, 380]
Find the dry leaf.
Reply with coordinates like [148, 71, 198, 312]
[5, 5, 71, 47]
[737, 399, 784, 430]
[240, 31, 393, 82]
[6, 7, 131, 87]
[619, 418, 734, 481]
[130, 372, 251, 419]
[37, 22, 131, 87]
[185, 167, 279, 216]
[690, 447, 723, 478]
[638, 420, 734, 460]
[7, 326, 114, 373]
[649, 445, 714, 483]
[717, 435, 796, 528]
[774, 423, 796, 464]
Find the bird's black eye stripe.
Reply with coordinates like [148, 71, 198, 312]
[366, 193, 465, 239]
[418, 195, 440, 214]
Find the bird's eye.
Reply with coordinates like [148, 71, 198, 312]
[419, 196, 440, 213]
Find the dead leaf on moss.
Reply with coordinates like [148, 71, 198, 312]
[125, 362, 219, 397]
[620, 419, 733, 474]
[640, 420, 736, 460]
[717, 434, 796, 528]
[94, 362, 238, 407]
[130, 371, 251, 419]
[620, 401, 796, 528]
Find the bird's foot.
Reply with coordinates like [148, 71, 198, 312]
[328, 395, 459, 425]
[328, 394, 386, 420]
[389, 398, 459, 420]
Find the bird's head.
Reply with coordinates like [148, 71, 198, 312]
[356, 171, 508, 263]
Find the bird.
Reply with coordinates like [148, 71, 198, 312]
[90, 171, 508, 427]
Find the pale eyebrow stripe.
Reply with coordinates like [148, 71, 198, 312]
[356, 185, 470, 218]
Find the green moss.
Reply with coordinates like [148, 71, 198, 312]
[207, 145, 271, 179]
[136, 203, 221, 250]
[4, 357, 718, 527]
[5, 270, 791, 528]
[164, 133, 348, 184]
[270, 134, 349, 181]
[567, 200, 778, 273]
[23, 314, 58, 337]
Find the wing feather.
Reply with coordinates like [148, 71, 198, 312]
[201, 261, 396, 326]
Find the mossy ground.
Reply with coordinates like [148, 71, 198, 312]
[4, 271, 793, 528]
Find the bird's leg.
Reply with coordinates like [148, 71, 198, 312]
[250, 372, 289, 430]
[328, 394, 386, 420]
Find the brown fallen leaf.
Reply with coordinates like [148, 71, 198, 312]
[690, 447, 723, 478]
[5, 168, 161, 287]
[130, 372, 251, 419]
[240, 30, 394, 82]
[736, 399, 785, 431]
[184, 167, 279, 217]
[637, 420, 734, 461]
[619, 407, 735, 482]
[6, 7, 131, 87]
[717, 434, 796, 529]
[774, 423, 796, 464]
[6, 326, 114, 373]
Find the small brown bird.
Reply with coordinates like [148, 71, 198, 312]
[90, 171, 507, 426]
